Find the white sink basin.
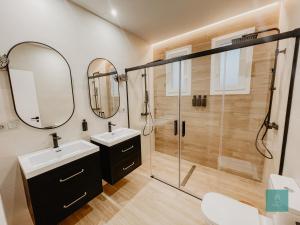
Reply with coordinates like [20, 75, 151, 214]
[18, 140, 99, 179]
[91, 128, 140, 147]
[0, 194, 7, 225]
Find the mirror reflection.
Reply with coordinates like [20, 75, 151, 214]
[87, 58, 120, 118]
[7, 42, 74, 129]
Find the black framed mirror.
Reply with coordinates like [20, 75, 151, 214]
[7, 42, 75, 129]
[87, 58, 120, 119]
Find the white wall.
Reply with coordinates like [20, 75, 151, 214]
[266, 0, 300, 184]
[0, 0, 150, 224]
[277, 0, 300, 183]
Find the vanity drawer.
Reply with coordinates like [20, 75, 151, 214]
[109, 135, 141, 163]
[24, 152, 102, 225]
[92, 135, 142, 185]
[28, 152, 100, 185]
[28, 152, 102, 206]
[32, 185, 99, 225]
[111, 155, 141, 184]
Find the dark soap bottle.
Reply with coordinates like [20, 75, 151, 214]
[82, 119, 88, 131]
[192, 95, 197, 106]
[202, 95, 207, 107]
[197, 95, 202, 106]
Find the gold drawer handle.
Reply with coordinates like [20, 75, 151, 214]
[63, 192, 87, 209]
[123, 162, 135, 171]
[59, 169, 84, 183]
[121, 145, 134, 153]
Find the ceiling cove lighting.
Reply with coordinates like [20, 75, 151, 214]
[111, 9, 117, 17]
[152, 1, 280, 47]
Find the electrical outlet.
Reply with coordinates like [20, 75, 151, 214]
[7, 120, 20, 129]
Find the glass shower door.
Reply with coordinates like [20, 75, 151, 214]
[150, 64, 180, 187]
[178, 57, 224, 197]
[219, 43, 275, 182]
[178, 44, 275, 210]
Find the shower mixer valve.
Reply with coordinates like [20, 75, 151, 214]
[141, 73, 150, 116]
[265, 121, 279, 130]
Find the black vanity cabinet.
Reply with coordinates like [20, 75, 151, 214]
[92, 135, 141, 185]
[21, 152, 102, 225]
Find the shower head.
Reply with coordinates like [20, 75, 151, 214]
[0, 54, 9, 70]
[231, 33, 259, 45]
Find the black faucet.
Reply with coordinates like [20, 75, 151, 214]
[108, 122, 116, 132]
[50, 133, 61, 148]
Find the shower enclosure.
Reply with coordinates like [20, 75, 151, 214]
[126, 28, 300, 211]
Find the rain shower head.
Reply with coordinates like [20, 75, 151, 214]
[231, 33, 259, 45]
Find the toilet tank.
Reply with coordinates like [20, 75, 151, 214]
[268, 174, 300, 225]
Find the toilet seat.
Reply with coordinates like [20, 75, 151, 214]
[201, 192, 260, 225]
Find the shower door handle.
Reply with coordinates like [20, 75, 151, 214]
[174, 120, 178, 136]
[182, 121, 186, 137]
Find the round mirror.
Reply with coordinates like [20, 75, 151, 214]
[7, 42, 75, 129]
[87, 58, 120, 118]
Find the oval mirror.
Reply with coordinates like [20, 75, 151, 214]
[87, 58, 120, 118]
[7, 42, 74, 129]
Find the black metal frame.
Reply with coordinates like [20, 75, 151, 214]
[125, 76, 130, 128]
[125, 28, 300, 176]
[87, 58, 120, 119]
[279, 37, 300, 175]
[6, 41, 75, 130]
[126, 29, 300, 72]
[89, 71, 118, 79]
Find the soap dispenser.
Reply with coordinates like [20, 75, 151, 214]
[197, 95, 202, 106]
[202, 95, 207, 107]
[192, 95, 197, 106]
[82, 119, 88, 131]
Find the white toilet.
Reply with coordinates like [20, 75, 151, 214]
[201, 174, 300, 225]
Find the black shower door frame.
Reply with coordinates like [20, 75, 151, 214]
[124, 28, 300, 180]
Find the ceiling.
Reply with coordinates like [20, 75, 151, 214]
[71, 0, 279, 44]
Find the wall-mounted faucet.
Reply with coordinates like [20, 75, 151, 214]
[50, 133, 61, 148]
[108, 122, 116, 132]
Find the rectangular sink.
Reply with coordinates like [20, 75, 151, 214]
[18, 140, 99, 179]
[91, 128, 141, 147]
[0, 194, 7, 225]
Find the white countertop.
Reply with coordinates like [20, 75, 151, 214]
[91, 128, 140, 147]
[18, 140, 99, 179]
